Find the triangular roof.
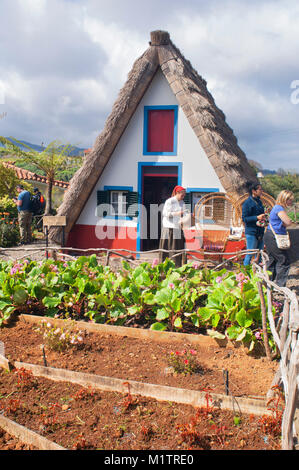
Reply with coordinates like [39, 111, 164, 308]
[50, 30, 257, 242]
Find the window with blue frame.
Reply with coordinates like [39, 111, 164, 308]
[110, 190, 128, 216]
[96, 186, 139, 218]
[143, 105, 178, 155]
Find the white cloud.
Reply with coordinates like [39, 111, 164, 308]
[0, 0, 298, 169]
[82, 16, 146, 86]
[165, 1, 299, 169]
[172, 1, 299, 80]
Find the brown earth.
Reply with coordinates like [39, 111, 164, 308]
[0, 367, 282, 451]
[0, 317, 283, 451]
[0, 318, 278, 398]
[0, 427, 36, 451]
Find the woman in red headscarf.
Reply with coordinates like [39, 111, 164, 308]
[159, 185, 188, 267]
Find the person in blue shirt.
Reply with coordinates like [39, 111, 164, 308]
[242, 182, 266, 266]
[264, 190, 294, 287]
[13, 184, 33, 244]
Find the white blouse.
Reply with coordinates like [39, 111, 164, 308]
[162, 196, 186, 229]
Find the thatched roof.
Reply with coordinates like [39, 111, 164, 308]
[50, 30, 257, 243]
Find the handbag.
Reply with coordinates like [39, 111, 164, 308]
[229, 226, 243, 240]
[180, 211, 195, 229]
[269, 223, 291, 250]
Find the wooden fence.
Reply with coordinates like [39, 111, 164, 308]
[252, 251, 299, 450]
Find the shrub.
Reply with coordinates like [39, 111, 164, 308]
[0, 216, 20, 247]
[0, 195, 18, 219]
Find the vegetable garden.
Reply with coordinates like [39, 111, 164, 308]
[0, 256, 277, 354]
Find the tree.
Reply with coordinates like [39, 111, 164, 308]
[0, 164, 21, 198]
[248, 159, 263, 175]
[262, 173, 299, 201]
[0, 162, 33, 199]
[0, 137, 82, 214]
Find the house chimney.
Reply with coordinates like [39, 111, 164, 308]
[150, 30, 170, 46]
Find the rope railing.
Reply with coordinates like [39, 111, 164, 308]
[0, 244, 259, 267]
[0, 243, 298, 448]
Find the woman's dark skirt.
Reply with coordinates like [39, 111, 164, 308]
[159, 227, 186, 268]
[264, 230, 290, 287]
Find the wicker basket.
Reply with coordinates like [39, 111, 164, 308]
[194, 192, 241, 228]
[193, 193, 239, 262]
[234, 192, 276, 224]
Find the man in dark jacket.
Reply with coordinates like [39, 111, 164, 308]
[31, 188, 46, 215]
[242, 183, 266, 266]
[13, 184, 32, 244]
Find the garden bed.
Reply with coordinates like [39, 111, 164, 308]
[0, 316, 284, 450]
[0, 316, 278, 399]
[0, 366, 281, 451]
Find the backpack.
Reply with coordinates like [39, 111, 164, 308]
[30, 193, 46, 215]
[40, 194, 46, 211]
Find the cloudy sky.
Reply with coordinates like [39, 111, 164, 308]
[0, 0, 299, 171]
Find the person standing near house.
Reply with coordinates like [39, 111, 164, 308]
[13, 184, 33, 245]
[159, 185, 188, 267]
[31, 188, 46, 233]
[264, 190, 294, 287]
[242, 182, 266, 266]
[31, 188, 46, 216]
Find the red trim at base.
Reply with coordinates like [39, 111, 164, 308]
[67, 224, 137, 256]
[67, 225, 246, 262]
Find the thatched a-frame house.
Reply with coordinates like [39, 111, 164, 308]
[50, 30, 257, 252]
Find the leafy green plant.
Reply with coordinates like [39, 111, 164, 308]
[0, 255, 276, 353]
[287, 209, 299, 223]
[192, 267, 269, 352]
[0, 196, 18, 218]
[0, 205, 20, 247]
[0, 218, 20, 247]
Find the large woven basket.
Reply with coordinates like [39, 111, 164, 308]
[194, 192, 241, 228]
[234, 192, 276, 223]
[193, 193, 241, 262]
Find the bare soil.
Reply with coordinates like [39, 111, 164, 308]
[0, 318, 282, 451]
[0, 427, 37, 451]
[0, 367, 282, 451]
[0, 319, 278, 398]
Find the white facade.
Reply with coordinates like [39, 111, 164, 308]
[77, 69, 224, 227]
